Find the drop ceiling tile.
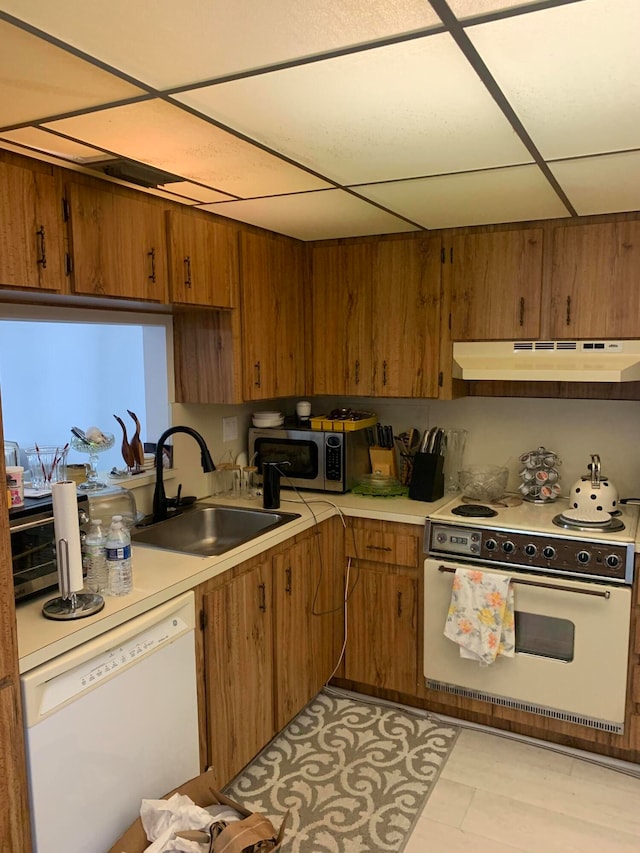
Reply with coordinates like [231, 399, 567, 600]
[356, 165, 570, 229]
[176, 33, 531, 185]
[550, 151, 640, 216]
[0, 19, 143, 129]
[0, 0, 441, 89]
[467, 0, 640, 159]
[0, 127, 113, 162]
[44, 99, 331, 197]
[200, 190, 419, 240]
[157, 181, 234, 203]
[447, 0, 548, 19]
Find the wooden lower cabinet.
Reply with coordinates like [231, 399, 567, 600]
[343, 519, 420, 696]
[197, 518, 344, 785]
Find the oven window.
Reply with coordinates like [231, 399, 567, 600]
[255, 438, 319, 479]
[515, 611, 575, 662]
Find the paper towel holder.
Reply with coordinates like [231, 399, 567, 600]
[42, 535, 105, 621]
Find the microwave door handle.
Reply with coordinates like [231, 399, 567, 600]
[436, 565, 611, 599]
[10, 514, 55, 533]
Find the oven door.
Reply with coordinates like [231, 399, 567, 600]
[424, 558, 631, 731]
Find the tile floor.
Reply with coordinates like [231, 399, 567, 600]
[405, 727, 640, 852]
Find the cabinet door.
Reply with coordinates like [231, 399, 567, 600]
[272, 524, 342, 730]
[240, 231, 306, 400]
[550, 221, 640, 339]
[0, 161, 64, 291]
[311, 243, 374, 395]
[68, 183, 167, 301]
[448, 229, 543, 340]
[345, 568, 418, 695]
[202, 561, 274, 784]
[373, 236, 442, 397]
[167, 210, 238, 308]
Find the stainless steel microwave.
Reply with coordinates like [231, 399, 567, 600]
[10, 493, 89, 602]
[249, 427, 370, 493]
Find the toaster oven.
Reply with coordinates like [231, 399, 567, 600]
[10, 493, 89, 602]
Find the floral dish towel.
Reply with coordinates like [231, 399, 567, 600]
[444, 568, 515, 665]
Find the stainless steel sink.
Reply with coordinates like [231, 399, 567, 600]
[131, 504, 300, 557]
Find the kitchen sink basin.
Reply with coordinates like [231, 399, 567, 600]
[131, 504, 300, 557]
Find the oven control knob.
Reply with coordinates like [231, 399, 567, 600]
[502, 540, 515, 554]
[485, 538, 497, 551]
[470, 544, 480, 554]
[606, 554, 621, 569]
[436, 533, 447, 544]
[524, 543, 537, 557]
[470, 533, 480, 543]
[577, 550, 591, 565]
[542, 545, 556, 560]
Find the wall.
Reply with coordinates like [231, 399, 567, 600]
[315, 394, 640, 498]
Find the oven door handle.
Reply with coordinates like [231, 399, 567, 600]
[436, 565, 611, 599]
[10, 514, 55, 533]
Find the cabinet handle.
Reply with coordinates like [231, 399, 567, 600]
[258, 582, 266, 612]
[184, 256, 192, 288]
[254, 361, 261, 388]
[397, 590, 402, 617]
[382, 360, 388, 386]
[366, 545, 392, 552]
[148, 248, 156, 283]
[354, 360, 360, 385]
[36, 225, 47, 269]
[566, 295, 571, 326]
[285, 567, 292, 595]
[519, 297, 525, 326]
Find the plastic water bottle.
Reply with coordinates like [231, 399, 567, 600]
[83, 518, 108, 594]
[106, 515, 133, 596]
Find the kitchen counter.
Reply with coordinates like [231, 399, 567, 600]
[16, 491, 446, 674]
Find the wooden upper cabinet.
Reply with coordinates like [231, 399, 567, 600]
[448, 229, 544, 341]
[240, 230, 306, 400]
[167, 210, 238, 308]
[0, 161, 64, 292]
[374, 236, 442, 398]
[549, 221, 640, 340]
[67, 182, 168, 301]
[311, 242, 375, 396]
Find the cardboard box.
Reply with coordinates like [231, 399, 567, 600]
[309, 413, 377, 432]
[106, 770, 286, 853]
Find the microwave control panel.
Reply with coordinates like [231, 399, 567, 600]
[325, 434, 343, 481]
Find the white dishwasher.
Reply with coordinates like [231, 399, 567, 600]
[21, 591, 200, 853]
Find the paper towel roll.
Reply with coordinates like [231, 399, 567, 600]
[52, 481, 83, 596]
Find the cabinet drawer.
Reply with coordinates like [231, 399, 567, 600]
[345, 528, 419, 568]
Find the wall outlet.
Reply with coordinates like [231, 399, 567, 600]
[222, 416, 238, 443]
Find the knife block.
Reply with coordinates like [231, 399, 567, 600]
[409, 452, 444, 502]
[369, 447, 399, 479]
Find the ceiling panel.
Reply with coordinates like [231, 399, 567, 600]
[44, 100, 331, 197]
[0, 0, 441, 89]
[157, 181, 234, 203]
[0, 128, 114, 162]
[200, 190, 418, 240]
[356, 165, 570, 229]
[176, 33, 531, 186]
[446, 0, 556, 18]
[468, 0, 640, 159]
[0, 20, 143, 129]
[550, 151, 640, 216]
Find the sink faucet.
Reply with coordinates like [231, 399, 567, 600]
[152, 426, 216, 522]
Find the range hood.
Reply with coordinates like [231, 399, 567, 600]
[452, 341, 640, 383]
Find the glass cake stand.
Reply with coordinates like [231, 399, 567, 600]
[70, 433, 115, 491]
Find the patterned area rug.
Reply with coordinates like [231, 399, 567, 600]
[224, 689, 459, 852]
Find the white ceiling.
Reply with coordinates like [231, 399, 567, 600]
[0, 0, 638, 241]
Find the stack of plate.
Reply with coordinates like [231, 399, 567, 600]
[252, 411, 284, 428]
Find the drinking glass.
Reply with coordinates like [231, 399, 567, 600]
[443, 429, 468, 494]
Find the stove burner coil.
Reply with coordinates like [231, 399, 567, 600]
[451, 504, 498, 518]
[552, 513, 625, 533]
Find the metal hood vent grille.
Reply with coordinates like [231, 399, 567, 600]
[452, 340, 640, 382]
[425, 679, 623, 734]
